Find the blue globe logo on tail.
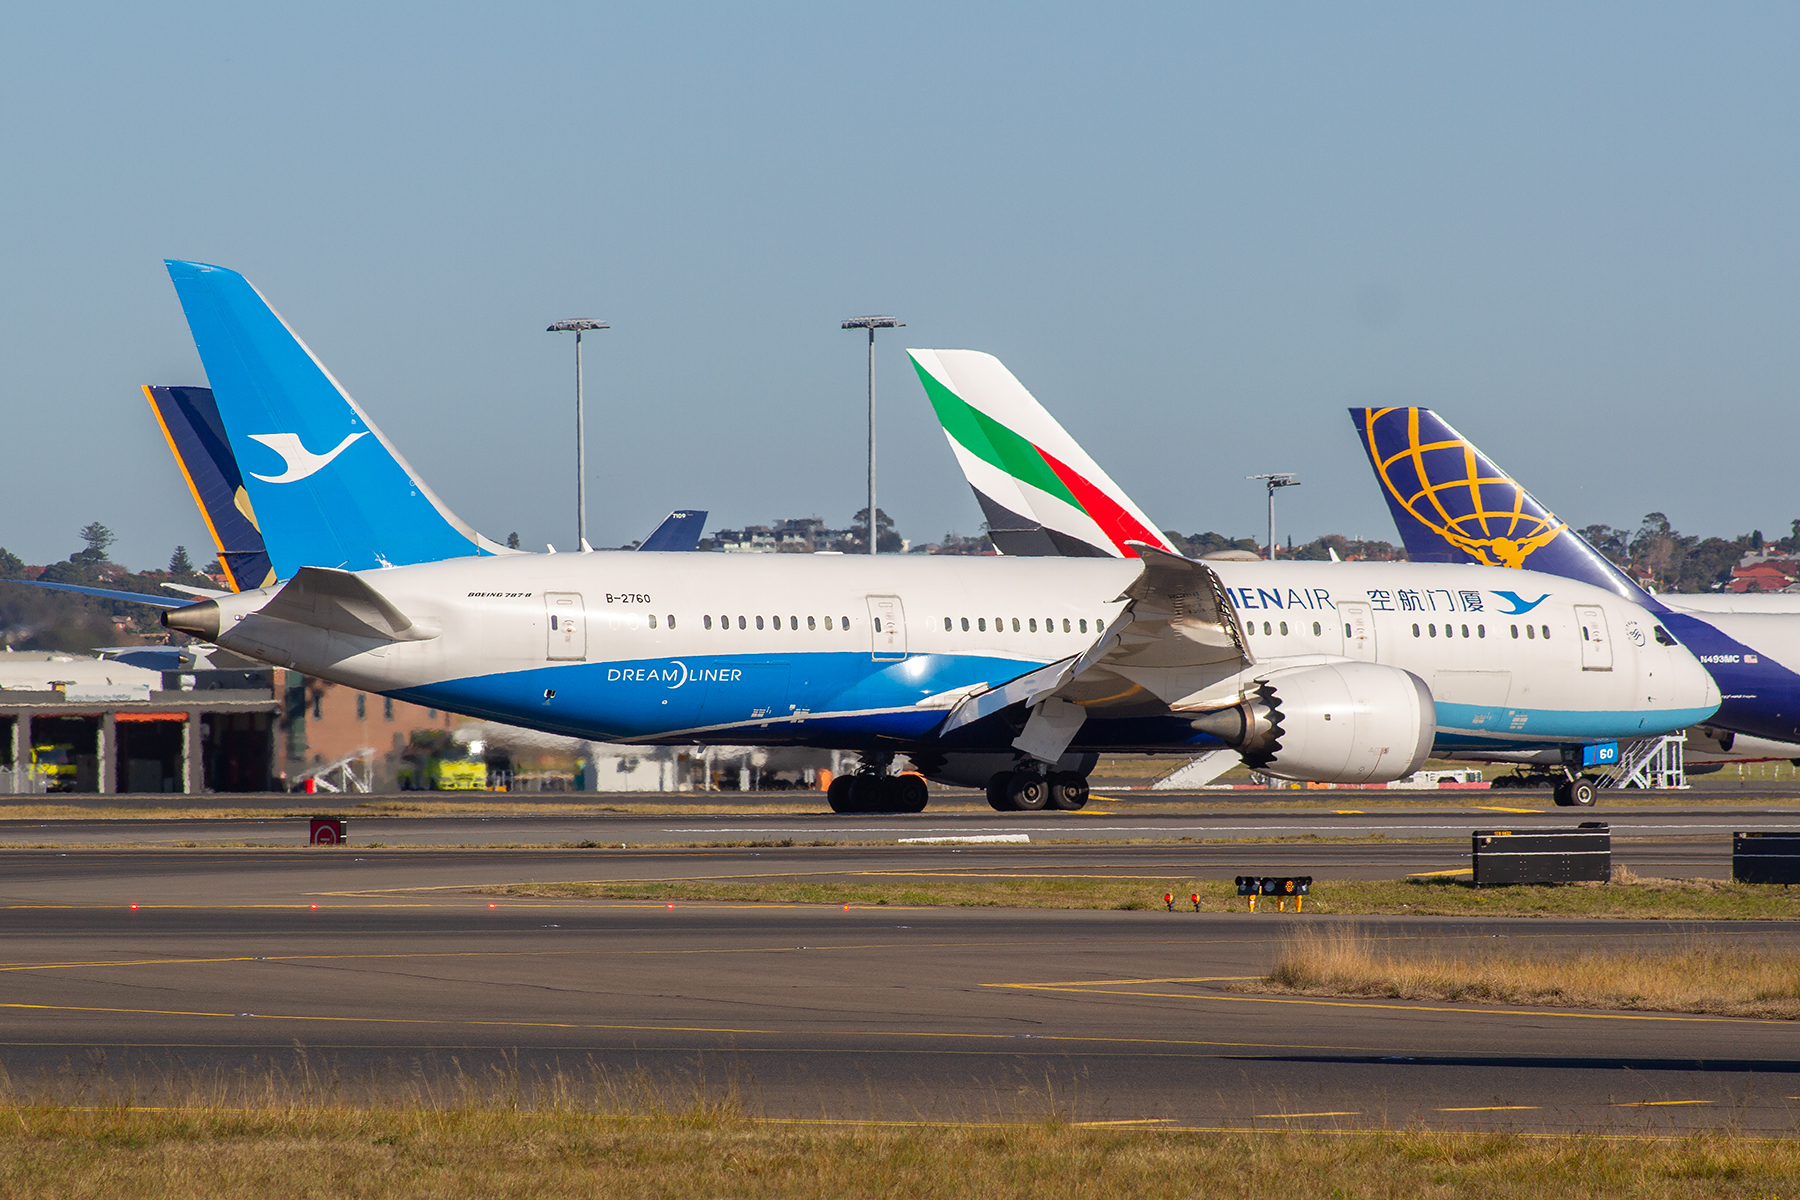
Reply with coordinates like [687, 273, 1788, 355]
[1349, 407, 1646, 603]
[1354, 407, 1565, 568]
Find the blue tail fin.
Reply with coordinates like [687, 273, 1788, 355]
[143, 385, 276, 591]
[637, 510, 707, 552]
[1349, 407, 1647, 603]
[164, 261, 507, 578]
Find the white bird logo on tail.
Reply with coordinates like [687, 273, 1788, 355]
[247, 432, 369, 483]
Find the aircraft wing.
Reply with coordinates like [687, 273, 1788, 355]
[9, 580, 188, 610]
[942, 543, 1251, 760]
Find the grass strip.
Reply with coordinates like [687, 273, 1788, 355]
[488, 873, 1800, 919]
[1247, 926, 1800, 1019]
[0, 1105, 1795, 1198]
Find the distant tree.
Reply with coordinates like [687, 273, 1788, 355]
[168, 545, 194, 574]
[76, 521, 115, 563]
[506, 532, 521, 549]
[848, 508, 904, 553]
[1578, 524, 1628, 564]
[1751, 529, 1766, 552]
[203, 558, 224, 576]
[0, 548, 27, 580]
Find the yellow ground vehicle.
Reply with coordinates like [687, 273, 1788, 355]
[398, 747, 489, 791]
[30, 743, 79, 792]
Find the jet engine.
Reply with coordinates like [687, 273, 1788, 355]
[1189, 662, 1435, 785]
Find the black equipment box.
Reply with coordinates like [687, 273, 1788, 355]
[1733, 832, 1800, 885]
[1472, 824, 1609, 886]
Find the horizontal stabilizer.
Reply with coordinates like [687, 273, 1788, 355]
[10, 579, 186, 610]
[261, 567, 436, 642]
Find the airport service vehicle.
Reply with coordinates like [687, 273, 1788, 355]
[1352, 408, 1800, 757]
[912, 349, 1722, 807]
[151, 262, 1717, 813]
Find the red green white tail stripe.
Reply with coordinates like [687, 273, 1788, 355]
[908, 349, 1176, 559]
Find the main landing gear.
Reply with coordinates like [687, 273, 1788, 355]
[986, 770, 1089, 812]
[827, 755, 929, 814]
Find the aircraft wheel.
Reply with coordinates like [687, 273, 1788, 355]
[1007, 773, 1050, 811]
[827, 775, 857, 813]
[1049, 773, 1089, 811]
[986, 774, 1014, 812]
[1569, 778, 1597, 807]
[894, 774, 929, 813]
[846, 775, 889, 813]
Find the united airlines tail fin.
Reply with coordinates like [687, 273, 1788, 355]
[907, 350, 1177, 558]
[1349, 407, 1647, 603]
[143, 385, 276, 591]
[163, 260, 510, 579]
[637, 509, 707, 552]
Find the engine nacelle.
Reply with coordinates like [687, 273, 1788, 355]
[1191, 662, 1435, 784]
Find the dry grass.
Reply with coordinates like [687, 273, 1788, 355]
[0, 1103, 1797, 1198]
[487, 873, 1800, 919]
[1250, 925, 1800, 1018]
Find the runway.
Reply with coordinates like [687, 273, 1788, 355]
[2, 847, 1799, 1132]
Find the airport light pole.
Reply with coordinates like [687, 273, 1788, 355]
[547, 319, 610, 550]
[841, 315, 904, 554]
[1247, 473, 1301, 560]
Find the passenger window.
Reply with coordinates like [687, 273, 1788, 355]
[1312, 622, 1321, 636]
[1012, 618, 1020, 632]
[1245, 622, 1254, 636]
[648, 614, 658, 629]
[1262, 621, 1271, 635]
[808, 616, 816, 630]
[1428, 624, 1436, 637]
[1279, 621, 1288, 636]
[1412, 624, 1420, 638]
[772, 615, 781, 629]
[961, 617, 970, 631]
[1510, 624, 1518, 639]
[1062, 618, 1070, 632]
[704, 615, 713, 629]
[1096, 618, 1105, 632]
[738, 616, 746, 630]
[1526, 625, 1535, 639]
[1541, 625, 1550, 640]
[842, 616, 850, 629]
[873, 618, 882, 632]
[756, 616, 765, 630]
[1344, 623, 1352, 638]
[824, 616, 833, 630]
[1478, 625, 1485, 638]
[1582, 627, 1590, 641]
[668, 615, 676, 629]
[979, 618, 987, 631]
[1461, 624, 1468, 638]
[944, 617, 952, 631]
[1029, 618, 1038, 633]
[1079, 619, 1088, 633]
[789, 616, 797, 630]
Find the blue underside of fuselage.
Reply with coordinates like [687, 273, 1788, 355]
[386, 651, 1717, 754]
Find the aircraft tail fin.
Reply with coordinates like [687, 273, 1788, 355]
[907, 350, 1177, 558]
[163, 261, 511, 579]
[143, 385, 277, 591]
[1349, 407, 1646, 602]
[637, 509, 708, 552]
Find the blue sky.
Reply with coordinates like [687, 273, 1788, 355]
[3, 3, 1797, 568]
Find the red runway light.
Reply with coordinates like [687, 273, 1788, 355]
[488, 903, 496, 909]
[129, 903, 138, 910]
[667, 903, 674, 909]
[842, 904, 850, 911]
[310, 904, 318, 910]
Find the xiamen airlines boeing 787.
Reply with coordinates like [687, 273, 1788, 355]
[151, 262, 1716, 812]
